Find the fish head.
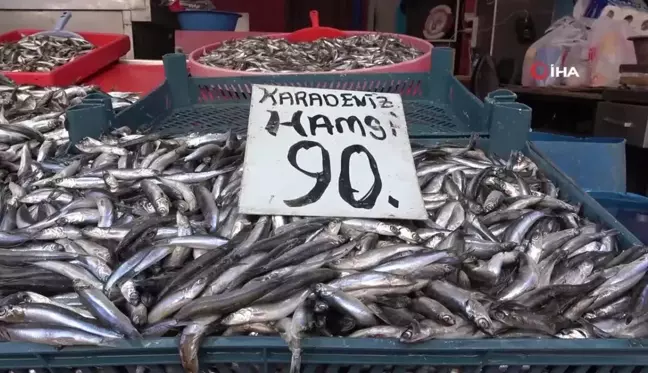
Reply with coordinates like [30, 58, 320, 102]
[483, 201, 496, 211]
[44, 243, 63, 251]
[385, 224, 400, 235]
[489, 306, 522, 328]
[80, 227, 103, 238]
[313, 300, 329, 313]
[176, 201, 190, 213]
[123, 285, 140, 305]
[438, 264, 457, 276]
[326, 220, 342, 235]
[50, 177, 63, 186]
[140, 227, 158, 242]
[465, 299, 493, 334]
[102, 173, 119, 190]
[55, 216, 69, 225]
[191, 276, 209, 292]
[440, 313, 456, 326]
[72, 278, 93, 291]
[312, 283, 330, 296]
[0, 305, 24, 322]
[556, 327, 591, 339]
[97, 198, 108, 209]
[223, 308, 253, 325]
[399, 320, 429, 343]
[473, 315, 494, 334]
[462, 256, 479, 266]
[15, 292, 31, 303]
[338, 316, 356, 333]
[154, 198, 170, 216]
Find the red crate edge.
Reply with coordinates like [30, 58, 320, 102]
[0, 29, 131, 87]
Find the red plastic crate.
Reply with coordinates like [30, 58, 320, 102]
[0, 29, 131, 87]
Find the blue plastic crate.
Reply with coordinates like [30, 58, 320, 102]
[0, 141, 641, 370]
[588, 191, 648, 244]
[66, 48, 532, 158]
[530, 133, 627, 193]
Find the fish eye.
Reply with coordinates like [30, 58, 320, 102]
[477, 318, 491, 329]
[401, 329, 413, 339]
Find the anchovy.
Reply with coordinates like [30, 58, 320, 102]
[197, 35, 423, 73]
[0, 122, 637, 357]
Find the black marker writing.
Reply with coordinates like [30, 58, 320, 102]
[283, 141, 331, 207]
[364, 116, 386, 141]
[258, 88, 395, 109]
[265, 110, 307, 137]
[338, 145, 382, 209]
[259, 87, 279, 105]
[284, 142, 398, 210]
[265, 111, 393, 140]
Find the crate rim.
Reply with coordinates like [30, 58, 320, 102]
[3, 336, 648, 355]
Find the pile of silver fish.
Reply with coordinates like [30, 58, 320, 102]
[0, 35, 94, 72]
[0, 122, 646, 373]
[197, 34, 424, 73]
[0, 82, 137, 157]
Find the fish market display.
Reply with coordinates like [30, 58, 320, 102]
[0, 82, 137, 151]
[0, 125, 645, 373]
[0, 35, 94, 72]
[197, 34, 424, 73]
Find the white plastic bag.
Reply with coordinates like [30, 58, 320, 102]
[588, 17, 637, 87]
[522, 17, 589, 87]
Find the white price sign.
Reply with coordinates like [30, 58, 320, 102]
[239, 84, 427, 220]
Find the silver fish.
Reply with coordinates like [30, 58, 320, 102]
[197, 35, 423, 73]
[0, 124, 638, 359]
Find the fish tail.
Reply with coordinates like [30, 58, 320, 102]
[289, 347, 302, 373]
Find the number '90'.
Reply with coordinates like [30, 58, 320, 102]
[284, 140, 387, 209]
